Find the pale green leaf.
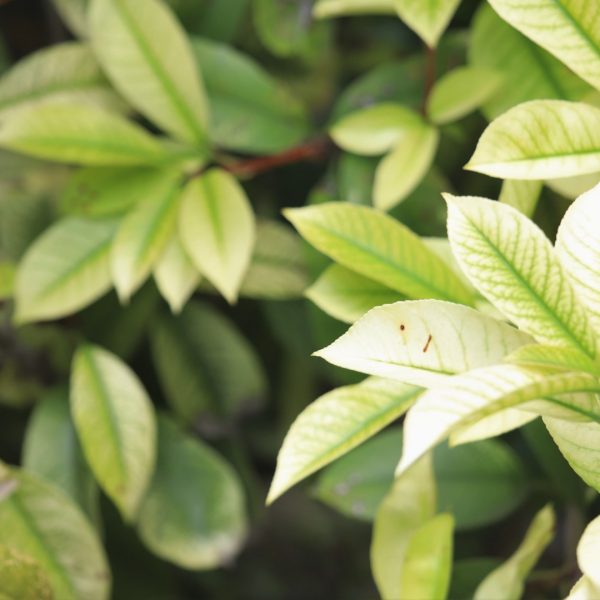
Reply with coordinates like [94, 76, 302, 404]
[488, 0, 600, 92]
[314, 0, 396, 18]
[0, 545, 53, 600]
[566, 576, 600, 600]
[137, 416, 247, 569]
[0, 464, 110, 600]
[546, 171, 600, 199]
[153, 235, 200, 314]
[179, 168, 255, 303]
[90, 0, 209, 145]
[446, 194, 598, 358]
[267, 377, 420, 504]
[0, 104, 167, 166]
[306, 264, 404, 323]
[70, 344, 156, 520]
[111, 170, 181, 302]
[330, 103, 423, 156]
[284, 202, 475, 305]
[315, 300, 532, 387]
[506, 344, 600, 377]
[578, 515, 600, 589]
[393, 0, 462, 47]
[474, 505, 556, 600]
[499, 179, 542, 218]
[467, 100, 600, 180]
[15, 217, 116, 324]
[374, 124, 439, 210]
[427, 66, 502, 125]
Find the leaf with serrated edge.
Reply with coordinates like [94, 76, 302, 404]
[393, 0, 462, 47]
[445, 194, 598, 358]
[70, 344, 156, 520]
[267, 377, 420, 503]
[315, 300, 532, 387]
[499, 180, 542, 218]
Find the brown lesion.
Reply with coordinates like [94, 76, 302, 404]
[422, 334, 433, 353]
[399, 324, 405, 331]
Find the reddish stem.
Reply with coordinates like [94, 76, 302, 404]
[421, 45, 437, 115]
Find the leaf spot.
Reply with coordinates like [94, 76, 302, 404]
[422, 334, 433, 353]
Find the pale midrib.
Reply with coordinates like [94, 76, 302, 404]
[548, 0, 600, 63]
[478, 146, 600, 165]
[544, 394, 600, 424]
[366, 356, 456, 376]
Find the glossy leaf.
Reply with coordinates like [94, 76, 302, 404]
[90, 0, 209, 145]
[499, 179, 542, 218]
[393, 0, 462, 47]
[70, 345, 156, 520]
[0, 545, 53, 600]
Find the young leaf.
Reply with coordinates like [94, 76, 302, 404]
[499, 180, 542, 218]
[90, 0, 209, 145]
[474, 505, 556, 600]
[446, 194, 598, 358]
[315, 300, 532, 387]
[488, 0, 600, 92]
[285, 203, 475, 305]
[427, 66, 502, 125]
[70, 344, 157, 521]
[392, 0, 462, 47]
[136, 416, 247, 569]
[330, 103, 423, 156]
[111, 170, 182, 302]
[267, 378, 421, 504]
[179, 169, 255, 303]
[0, 104, 167, 166]
[374, 124, 439, 210]
[314, 0, 396, 18]
[0, 545, 53, 600]
[15, 217, 116, 324]
[0, 464, 111, 600]
[466, 100, 600, 179]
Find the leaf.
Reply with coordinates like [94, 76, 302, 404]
[487, 0, 600, 92]
[578, 516, 600, 589]
[427, 66, 502, 125]
[285, 202, 475, 305]
[267, 377, 420, 503]
[179, 168, 255, 303]
[546, 171, 600, 200]
[52, 0, 89, 37]
[374, 124, 439, 210]
[0, 42, 123, 122]
[506, 344, 600, 377]
[466, 100, 600, 179]
[398, 364, 600, 474]
[330, 103, 423, 156]
[0, 260, 15, 299]
[136, 416, 247, 569]
[556, 183, 600, 327]
[22, 389, 98, 521]
[0, 104, 167, 166]
[111, 170, 182, 302]
[0, 545, 53, 600]
[499, 179, 542, 218]
[566, 576, 600, 600]
[307, 264, 404, 323]
[474, 505, 556, 600]
[315, 300, 532, 387]
[393, 0, 462, 47]
[449, 559, 501, 600]
[468, 5, 591, 119]
[70, 344, 156, 520]
[446, 194, 598, 358]
[314, 0, 396, 18]
[153, 235, 200, 313]
[0, 464, 111, 600]
[15, 217, 116, 324]
[90, 0, 209, 145]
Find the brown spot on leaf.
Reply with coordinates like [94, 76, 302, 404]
[422, 334, 433, 353]
[399, 324, 405, 331]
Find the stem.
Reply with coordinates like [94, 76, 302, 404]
[421, 45, 437, 115]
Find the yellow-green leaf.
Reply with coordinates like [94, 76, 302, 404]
[314, 0, 396, 18]
[0, 545, 53, 600]
[393, 0, 462, 47]
[499, 179, 542, 218]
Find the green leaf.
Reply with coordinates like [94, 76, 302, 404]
[0, 464, 111, 600]
[90, 0, 209, 145]
[136, 416, 247, 569]
[22, 389, 98, 521]
[546, 171, 600, 200]
[315, 300, 532, 387]
[487, 0, 600, 92]
[0, 260, 15, 299]
[330, 103, 423, 156]
[70, 344, 156, 520]
[314, 0, 396, 18]
[307, 264, 404, 323]
[506, 344, 600, 377]
[446, 194, 598, 358]
[15, 217, 116, 324]
[111, 170, 181, 302]
[153, 235, 200, 314]
[474, 505, 556, 600]
[374, 124, 439, 210]
[179, 169, 255, 303]
[578, 516, 600, 589]
[449, 559, 501, 600]
[468, 5, 591, 119]
[393, 0, 462, 47]
[499, 179, 542, 218]
[0, 545, 53, 600]
[466, 100, 600, 180]
[267, 378, 420, 503]
[427, 66, 502, 125]
[0, 104, 167, 166]
[285, 202, 475, 305]
[192, 38, 310, 154]
[0, 42, 123, 122]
